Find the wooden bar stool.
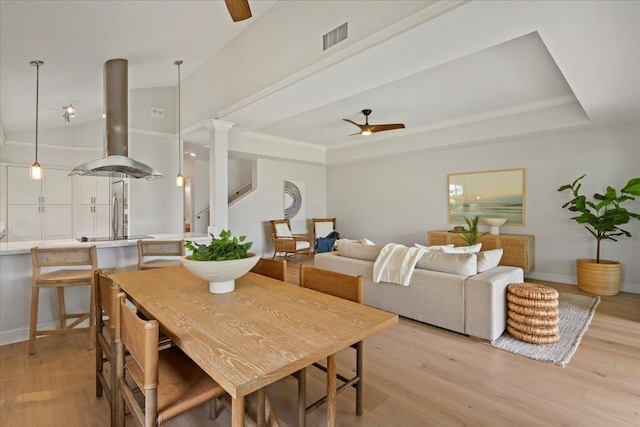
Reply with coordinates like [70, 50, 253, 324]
[137, 239, 184, 270]
[29, 245, 98, 355]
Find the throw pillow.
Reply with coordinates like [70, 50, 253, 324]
[415, 251, 478, 276]
[477, 249, 503, 272]
[441, 243, 482, 254]
[336, 241, 383, 261]
[414, 243, 454, 252]
[362, 238, 375, 245]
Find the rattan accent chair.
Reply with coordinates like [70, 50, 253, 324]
[250, 258, 287, 281]
[137, 240, 185, 270]
[269, 219, 311, 262]
[29, 245, 98, 355]
[114, 293, 227, 426]
[312, 218, 337, 252]
[296, 265, 365, 427]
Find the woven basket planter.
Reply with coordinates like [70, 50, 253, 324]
[576, 259, 621, 296]
[508, 310, 559, 326]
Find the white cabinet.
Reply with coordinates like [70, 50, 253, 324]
[80, 176, 110, 205]
[79, 205, 110, 239]
[8, 205, 72, 242]
[7, 166, 73, 242]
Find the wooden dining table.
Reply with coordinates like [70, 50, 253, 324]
[109, 265, 398, 427]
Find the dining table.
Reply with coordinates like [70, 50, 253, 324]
[109, 265, 398, 427]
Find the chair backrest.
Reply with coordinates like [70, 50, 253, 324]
[299, 265, 363, 304]
[115, 293, 159, 389]
[137, 239, 184, 267]
[95, 271, 120, 329]
[31, 246, 97, 276]
[251, 258, 287, 281]
[313, 218, 337, 242]
[270, 219, 293, 237]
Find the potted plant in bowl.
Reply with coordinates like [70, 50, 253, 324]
[558, 175, 640, 295]
[182, 229, 260, 294]
[459, 215, 487, 246]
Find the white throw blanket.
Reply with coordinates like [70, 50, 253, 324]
[373, 243, 426, 286]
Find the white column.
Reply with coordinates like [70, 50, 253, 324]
[205, 119, 235, 236]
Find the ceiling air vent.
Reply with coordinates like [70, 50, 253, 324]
[323, 22, 348, 51]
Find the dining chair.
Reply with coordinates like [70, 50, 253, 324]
[270, 219, 311, 262]
[137, 240, 185, 270]
[114, 292, 227, 427]
[250, 258, 287, 281]
[297, 265, 365, 427]
[29, 245, 98, 355]
[94, 269, 120, 426]
[312, 218, 337, 251]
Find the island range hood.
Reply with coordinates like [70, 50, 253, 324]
[70, 59, 162, 179]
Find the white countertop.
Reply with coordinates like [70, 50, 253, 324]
[0, 232, 210, 256]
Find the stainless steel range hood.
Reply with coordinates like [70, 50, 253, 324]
[70, 59, 162, 180]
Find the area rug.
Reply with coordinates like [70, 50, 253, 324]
[490, 292, 600, 367]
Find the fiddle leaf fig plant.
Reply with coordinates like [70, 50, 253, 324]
[459, 215, 486, 246]
[185, 229, 252, 261]
[558, 175, 640, 263]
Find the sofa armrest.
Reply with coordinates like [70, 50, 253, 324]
[464, 266, 524, 341]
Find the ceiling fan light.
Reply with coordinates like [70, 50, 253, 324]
[361, 130, 372, 136]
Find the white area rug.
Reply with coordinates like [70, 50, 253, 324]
[491, 292, 600, 367]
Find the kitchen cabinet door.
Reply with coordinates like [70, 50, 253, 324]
[79, 206, 96, 238]
[7, 167, 41, 205]
[80, 176, 111, 205]
[7, 205, 41, 241]
[42, 205, 72, 240]
[42, 169, 73, 205]
[94, 205, 110, 238]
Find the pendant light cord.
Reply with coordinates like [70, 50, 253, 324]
[175, 60, 182, 177]
[35, 62, 40, 163]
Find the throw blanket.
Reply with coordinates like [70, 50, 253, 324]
[373, 243, 426, 286]
[316, 231, 340, 253]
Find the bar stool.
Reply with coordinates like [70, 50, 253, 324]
[137, 239, 184, 270]
[29, 245, 98, 355]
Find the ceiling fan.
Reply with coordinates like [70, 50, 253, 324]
[225, 0, 252, 22]
[343, 109, 405, 136]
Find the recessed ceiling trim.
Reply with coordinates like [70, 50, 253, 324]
[328, 94, 580, 150]
[240, 131, 328, 150]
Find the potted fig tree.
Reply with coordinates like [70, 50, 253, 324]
[558, 175, 640, 295]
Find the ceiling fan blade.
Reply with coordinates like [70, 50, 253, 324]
[225, 0, 252, 22]
[348, 132, 363, 136]
[370, 123, 405, 133]
[343, 118, 366, 130]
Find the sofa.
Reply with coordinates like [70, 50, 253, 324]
[313, 242, 524, 341]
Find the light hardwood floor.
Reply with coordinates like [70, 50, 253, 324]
[1, 258, 639, 426]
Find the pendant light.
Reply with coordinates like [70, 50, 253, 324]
[175, 60, 184, 187]
[30, 60, 44, 180]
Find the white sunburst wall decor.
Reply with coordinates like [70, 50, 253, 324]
[283, 180, 305, 220]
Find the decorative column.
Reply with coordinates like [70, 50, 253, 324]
[205, 119, 234, 235]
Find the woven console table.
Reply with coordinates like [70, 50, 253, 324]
[507, 283, 560, 345]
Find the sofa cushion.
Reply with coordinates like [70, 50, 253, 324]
[416, 252, 477, 276]
[477, 249, 503, 273]
[336, 241, 383, 261]
[442, 243, 482, 254]
[414, 243, 454, 252]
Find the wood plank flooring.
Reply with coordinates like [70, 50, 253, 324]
[1, 258, 639, 426]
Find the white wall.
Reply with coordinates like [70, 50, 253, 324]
[229, 158, 326, 257]
[327, 122, 640, 292]
[228, 158, 252, 193]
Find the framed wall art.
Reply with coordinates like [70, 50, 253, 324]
[283, 179, 306, 220]
[448, 168, 525, 225]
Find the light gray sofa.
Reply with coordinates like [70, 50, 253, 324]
[314, 245, 524, 341]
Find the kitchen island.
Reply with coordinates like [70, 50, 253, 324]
[0, 233, 210, 346]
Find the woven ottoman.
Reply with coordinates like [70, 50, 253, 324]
[507, 283, 560, 344]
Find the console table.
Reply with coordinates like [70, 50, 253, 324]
[428, 231, 535, 272]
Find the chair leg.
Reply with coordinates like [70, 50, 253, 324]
[209, 399, 218, 420]
[297, 369, 306, 427]
[28, 283, 40, 355]
[95, 326, 103, 398]
[88, 283, 95, 350]
[57, 287, 66, 329]
[356, 341, 364, 415]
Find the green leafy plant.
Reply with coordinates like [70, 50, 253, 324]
[184, 229, 253, 261]
[459, 215, 486, 245]
[558, 175, 640, 263]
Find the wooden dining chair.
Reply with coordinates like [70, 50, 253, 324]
[297, 265, 365, 427]
[250, 258, 287, 281]
[94, 270, 120, 426]
[29, 245, 98, 355]
[270, 219, 311, 262]
[114, 293, 227, 427]
[137, 240, 185, 270]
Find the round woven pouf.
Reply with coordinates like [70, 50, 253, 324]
[506, 282, 560, 345]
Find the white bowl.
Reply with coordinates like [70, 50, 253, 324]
[482, 218, 508, 235]
[181, 253, 260, 294]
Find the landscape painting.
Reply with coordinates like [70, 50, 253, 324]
[448, 168, 525, 225]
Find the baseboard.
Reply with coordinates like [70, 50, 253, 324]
[525, 272, 640, 294]
[0, 319, 91, 347]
